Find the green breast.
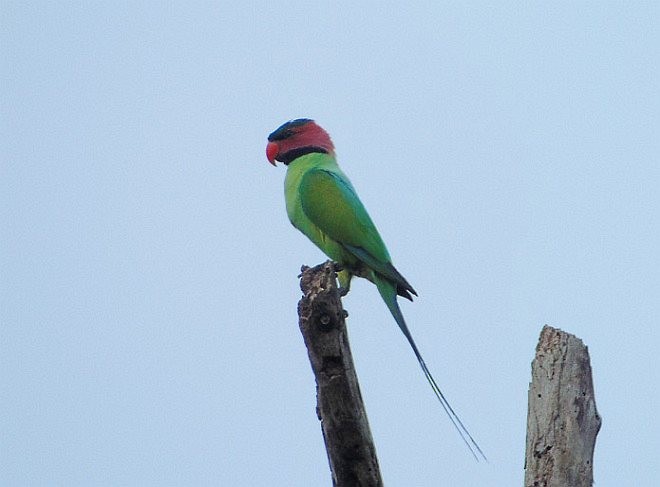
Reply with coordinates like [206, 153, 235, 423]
[284, 152, 334, 225]
[283, 153, 354, 264]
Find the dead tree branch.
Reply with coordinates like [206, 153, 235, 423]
[524, 325, 602, 487]
[298, 262, 383, 487]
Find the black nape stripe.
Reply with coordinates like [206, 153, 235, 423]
[268, 118, 313, 142]
[279, 146, 328, 165]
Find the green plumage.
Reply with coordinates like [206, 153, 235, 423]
[275, 125, 485, 461]
[284, 152, 415, 300]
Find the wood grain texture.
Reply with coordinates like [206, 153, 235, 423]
[524, 325, 602, 487]
[298, 262, 383, 487]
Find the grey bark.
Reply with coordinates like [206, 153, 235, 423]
[524, 325, 602, 487]
[298, 262, 383, 487]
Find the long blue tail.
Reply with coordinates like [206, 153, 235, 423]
[374, 276, 487, 462]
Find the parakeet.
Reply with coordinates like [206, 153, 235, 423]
[266, 118, 485, 460]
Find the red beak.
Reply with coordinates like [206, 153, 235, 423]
[266, 142, 278, 166]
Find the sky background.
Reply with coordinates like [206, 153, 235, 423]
[2, 2, 658, 486]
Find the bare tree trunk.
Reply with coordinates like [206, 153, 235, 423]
[524, 325, 602, 487]
[298, 262, 383, 487]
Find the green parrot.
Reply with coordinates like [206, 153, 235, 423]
[266, 118, 485, 460]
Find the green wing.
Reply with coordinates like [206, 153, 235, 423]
[299, 169, 389, 261]
[299, 168, 416, 297]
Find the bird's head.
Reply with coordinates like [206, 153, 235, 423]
[266, 119, 335, 166]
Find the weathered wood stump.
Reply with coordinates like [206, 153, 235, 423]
[298, 262, 383, 487]
[524, 325, 602, 487]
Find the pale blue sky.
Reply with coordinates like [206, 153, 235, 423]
[2, 2, 658, 486]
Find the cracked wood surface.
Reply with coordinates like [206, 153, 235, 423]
[298, 262, 383, 487]
[524, 325, 601, 487]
